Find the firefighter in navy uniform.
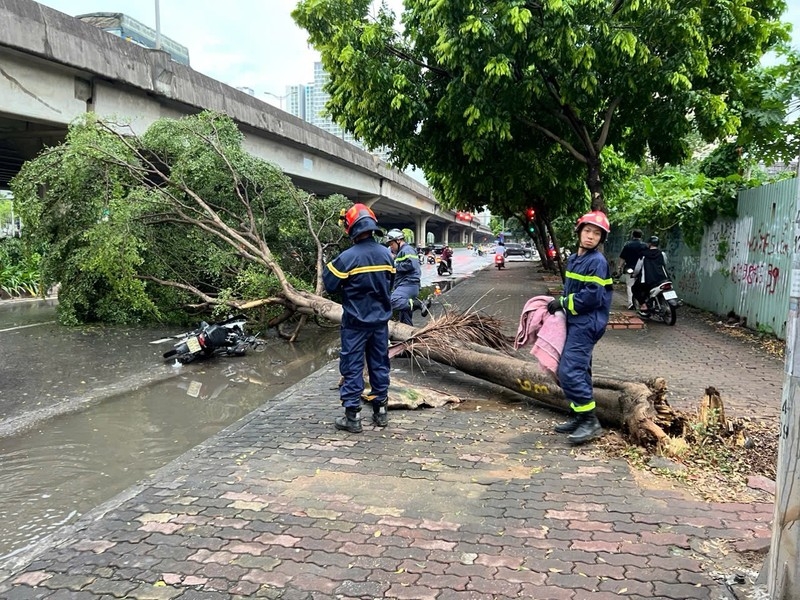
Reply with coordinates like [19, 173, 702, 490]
[547, 211, 613, 445]
[323, 204, 396, 432]
[384, 228, 428, 325]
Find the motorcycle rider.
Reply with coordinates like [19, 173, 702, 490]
[546, 211, 613, 445]
[440, 244, 453, 273]
[494, 242, 506, 268]
[385, 228, 429, 325]
[618, 229, 647, 309]
[632, 236, 670, 312]
[323, 204, 395, 432]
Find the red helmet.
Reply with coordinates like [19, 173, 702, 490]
[575, 211, 610, 241]
[342, 203, 380, 238]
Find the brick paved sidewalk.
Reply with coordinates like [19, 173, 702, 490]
[0, 261, 780, 600]
[438, 261, 784, 421]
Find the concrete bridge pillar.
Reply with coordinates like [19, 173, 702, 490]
[414, 215, 429, 249]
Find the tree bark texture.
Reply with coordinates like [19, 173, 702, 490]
[290, 289, 669, 443]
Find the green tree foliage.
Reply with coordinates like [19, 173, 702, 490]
[733, 44, 800, 165]
[0, 237, 41, 298]
[606, 148, 792, 248]
[11, 112, 349, 325]
[293, 0, 790, 216]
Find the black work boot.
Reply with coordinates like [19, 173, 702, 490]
[372, 399, 388, 427]
[554, 413, 581, 434]
[335, 407, 362, 433]
[567, 411, 603, 445]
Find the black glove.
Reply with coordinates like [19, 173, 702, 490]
[547, 297, 563, 314]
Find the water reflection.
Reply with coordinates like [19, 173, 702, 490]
[0, 330, 338, 562]
[0, 299, 58, 330]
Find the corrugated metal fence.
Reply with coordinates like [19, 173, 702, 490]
[606, 177, 798, 339]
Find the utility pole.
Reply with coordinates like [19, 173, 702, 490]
[768, 160, 800, 599]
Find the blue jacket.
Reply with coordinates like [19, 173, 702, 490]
[393, 241, 421, 288]
[323, 237, 396, 328]
[561, 249, 613, 333]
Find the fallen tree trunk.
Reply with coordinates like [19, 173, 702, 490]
[25, 114, 679, 450]
[287, 289, 676, 446]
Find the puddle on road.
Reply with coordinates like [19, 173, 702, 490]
[0, 331, 339, 563]
[0, 299, 58, 330]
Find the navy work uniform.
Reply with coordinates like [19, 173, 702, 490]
[388, 234, 421, 326]
[548, 210, 613, 445]
[323, 205, 395, 432]
[556, 249, 613, 410]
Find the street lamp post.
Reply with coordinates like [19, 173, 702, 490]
[263, 91, 289, 111]
[154, 0, 161, 50]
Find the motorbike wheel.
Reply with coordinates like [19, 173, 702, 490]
[660, 303, 677, 326]
[251, 340, 268, 352]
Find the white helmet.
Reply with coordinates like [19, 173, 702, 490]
[385, 228, 405, 245]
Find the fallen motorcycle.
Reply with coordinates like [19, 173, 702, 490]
[161, 315, 267, 363]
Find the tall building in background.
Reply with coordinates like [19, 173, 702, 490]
[307, 63, 359, 146]
[277, 62, 410, 178]
[284, 84, 309, 120]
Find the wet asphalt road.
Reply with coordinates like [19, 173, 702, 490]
[0, 247, 508, 436]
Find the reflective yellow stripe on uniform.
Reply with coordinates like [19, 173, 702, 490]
[571, 400, 596, 412]
[395, 254, 414, 263]
[564, 271, 613, 287]
[326, 263, 395, 279]
[563, 271, 613, 315]
[326, 261, 348, 279]
[564, 294, 577, 315]
[350, 265, 396, 276]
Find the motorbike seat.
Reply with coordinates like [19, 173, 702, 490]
[204, 324, 230, 347]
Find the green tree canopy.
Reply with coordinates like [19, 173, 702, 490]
[294, 0, 790, 215]
[11, 112, 349, 325]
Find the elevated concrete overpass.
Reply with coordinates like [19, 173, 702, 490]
[0, 0, 492, 245]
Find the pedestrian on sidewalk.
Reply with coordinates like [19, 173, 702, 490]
[547, 210, 613, 444]
[323, 204, 395, 433]
[385, 228, 429, 325]
[618, 229, 647, 309]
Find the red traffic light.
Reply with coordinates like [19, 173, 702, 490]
[525, 208, 535, 220]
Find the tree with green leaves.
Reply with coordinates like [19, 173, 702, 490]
[10, 110, 690, 448]
[734, 44, 800, 167]
[12, 111, 350, 334]
[293, 0, 790, 216]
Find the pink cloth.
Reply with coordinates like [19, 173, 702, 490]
[514, 295, 567, 377]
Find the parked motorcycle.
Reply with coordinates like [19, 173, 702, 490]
[437, 256, 453, 276]
[427, 253, 436, 265]
[162, 315, 268, 363]
[628, 269, 679, 326]
[494, 253, 505, 270]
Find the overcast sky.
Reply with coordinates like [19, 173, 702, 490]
[34, 0, 405, 106]
[35, 0, 800, 109]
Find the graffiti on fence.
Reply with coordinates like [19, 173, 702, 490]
[729, 262, 781, 294]
[747, 227, 793, 256]
[676, 266, 701, 297]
